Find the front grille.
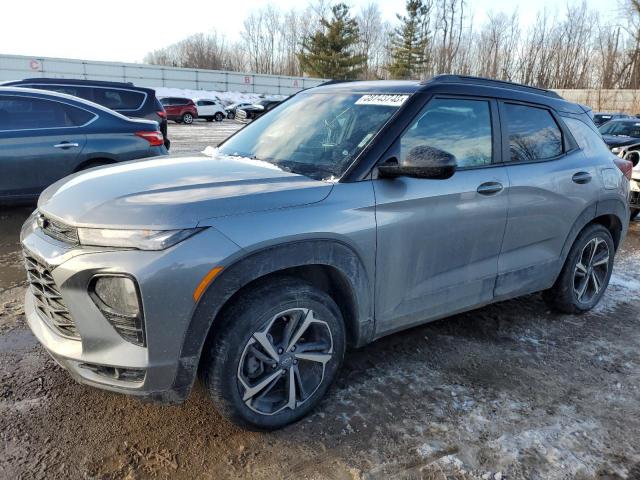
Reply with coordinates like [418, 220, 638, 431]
[39, 214, 78, 245]
[24, 253, 79, 339]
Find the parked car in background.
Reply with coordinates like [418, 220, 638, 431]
[599, 119, 640, 151]
[224, 102, 252, 120]
[236, 99, 283, 122]
[160, 97, 198, 125]
[598, 119, 640, 219]
[194, 99, 226, 122]
[2, 78, 170, 149]
[593, 112, 633, 127]
[21, 76, 630, 430]
[0, 87, 167, 203]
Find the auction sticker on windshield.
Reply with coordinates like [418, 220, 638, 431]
[355, 94, 409, 107]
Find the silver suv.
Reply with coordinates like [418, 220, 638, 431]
[21, 76, 631, 429]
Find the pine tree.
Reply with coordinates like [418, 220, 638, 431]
[387, 0, 431, 80]
[298, 4, 367, 80]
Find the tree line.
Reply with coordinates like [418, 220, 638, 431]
[144, 0, 640, 90]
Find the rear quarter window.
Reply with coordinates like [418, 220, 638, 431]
[563, 116, 613, 157]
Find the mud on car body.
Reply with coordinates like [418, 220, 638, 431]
[21, 76, 630, 429]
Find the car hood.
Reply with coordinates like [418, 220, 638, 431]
[601, 134, 640, 148]
[38, 154, 333, 229]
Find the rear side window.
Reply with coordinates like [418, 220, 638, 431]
[503, 103, 563, 162]
[93, 88, 145, 110]
[0, 95, 95, 130]
[400, 98, 493, 167]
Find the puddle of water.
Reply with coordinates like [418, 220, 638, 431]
[0, 329, 36, 353]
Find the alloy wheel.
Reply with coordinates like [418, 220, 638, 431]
[573, 236, 610, 304]
[237, 308, 333, 416]
[183, 113, 193, 124]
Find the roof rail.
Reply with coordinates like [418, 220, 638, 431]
[423, 75, 562, 99]
[13, 77, 136, 87]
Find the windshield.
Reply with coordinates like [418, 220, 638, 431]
[218, 92, 407, 180]
[599, 121, 640, 137]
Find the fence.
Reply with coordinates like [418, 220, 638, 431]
[0, 54, 326, 96]
[554, 89, 640, 113]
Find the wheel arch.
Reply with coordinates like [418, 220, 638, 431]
[73, 157, 117, 172]
[169, 239, 374, 400]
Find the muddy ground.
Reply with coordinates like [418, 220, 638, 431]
[2, 122, 640, 479]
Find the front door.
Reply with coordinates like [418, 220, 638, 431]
[0, 94, 88, 199]
[373, 96, 509, 334]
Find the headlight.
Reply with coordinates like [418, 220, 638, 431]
[611, 147, 622, 154]
[77, 227, 202, 250]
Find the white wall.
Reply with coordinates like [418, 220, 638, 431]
[0, 54, 326, 95]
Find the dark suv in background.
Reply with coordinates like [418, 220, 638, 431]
[2, 78, 170, 149]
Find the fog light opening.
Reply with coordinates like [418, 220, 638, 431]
[79, 363, 146, 382]
[89, 275, 146, 347]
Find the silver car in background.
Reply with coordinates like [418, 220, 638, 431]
[21, 76, 630, 429]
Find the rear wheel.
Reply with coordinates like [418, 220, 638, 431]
[214, 112, 224, 122]
[201, 277, 346, 430]
[543, 224, 614, 314]
[181, 112, 194, 125]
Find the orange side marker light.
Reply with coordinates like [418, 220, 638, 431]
[193, 266, 224, 302]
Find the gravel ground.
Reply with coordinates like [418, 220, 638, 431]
[1, 121, 640, 479]
[167, 119, 242, 155]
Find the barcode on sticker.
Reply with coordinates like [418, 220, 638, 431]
[355, 94, 409, 107]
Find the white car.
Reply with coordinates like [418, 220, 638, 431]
[194, 99, 227, 122]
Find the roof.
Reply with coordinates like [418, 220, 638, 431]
[2, 77, 155, 94]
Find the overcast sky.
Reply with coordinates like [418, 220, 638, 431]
[1, 0, 614, 64]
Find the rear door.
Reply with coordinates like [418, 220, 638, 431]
[196, 100, 214, 117]
[495, 101, 603, 298]
[0, 95, 90, 199]
[373, 96, 509, 333]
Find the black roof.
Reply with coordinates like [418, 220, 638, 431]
[2, 77, 155, 94]
[311, 75, 583, 114]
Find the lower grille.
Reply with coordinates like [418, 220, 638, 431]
[24, 253, 79, 339]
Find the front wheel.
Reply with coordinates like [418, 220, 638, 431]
[543, 224, 614, 314]
[201, 278, 346, 430]
[226, 112, 235, 120]
[181, 112, 194, 124]
[214, 112, 224, 122]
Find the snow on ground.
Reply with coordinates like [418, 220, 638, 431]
[155, 87, 285, 106]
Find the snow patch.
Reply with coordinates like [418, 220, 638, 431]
[155, 87, 285, 106]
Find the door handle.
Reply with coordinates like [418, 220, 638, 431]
[477, 182, 504, 195]
[572, 171, 592, 184]
[53, 142, 79, 149]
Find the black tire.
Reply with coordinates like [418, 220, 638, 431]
[227, 112, 235, 120]
[543, 223, 615, 314]
[181, 112, 194, 125]
[214, 112, 224, 122]
[206, 117, 214, 122]
[201, 277, 346, 430]
[631, 209, 639, 221]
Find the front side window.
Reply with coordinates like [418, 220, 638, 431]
[400, 98, 493, 168]
[219, 92, 406, 180]
[0, 95, 94, 130]
[503, 103, 563, 162]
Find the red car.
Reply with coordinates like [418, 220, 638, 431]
[159, 97, 198, 125]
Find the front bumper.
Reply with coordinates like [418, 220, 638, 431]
[21, 218, 241, 402]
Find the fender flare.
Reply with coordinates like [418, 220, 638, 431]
[559, 198, 627, 268]
[168, 239, 374, 401]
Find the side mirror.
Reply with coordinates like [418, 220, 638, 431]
[378, 145, 457, 180]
